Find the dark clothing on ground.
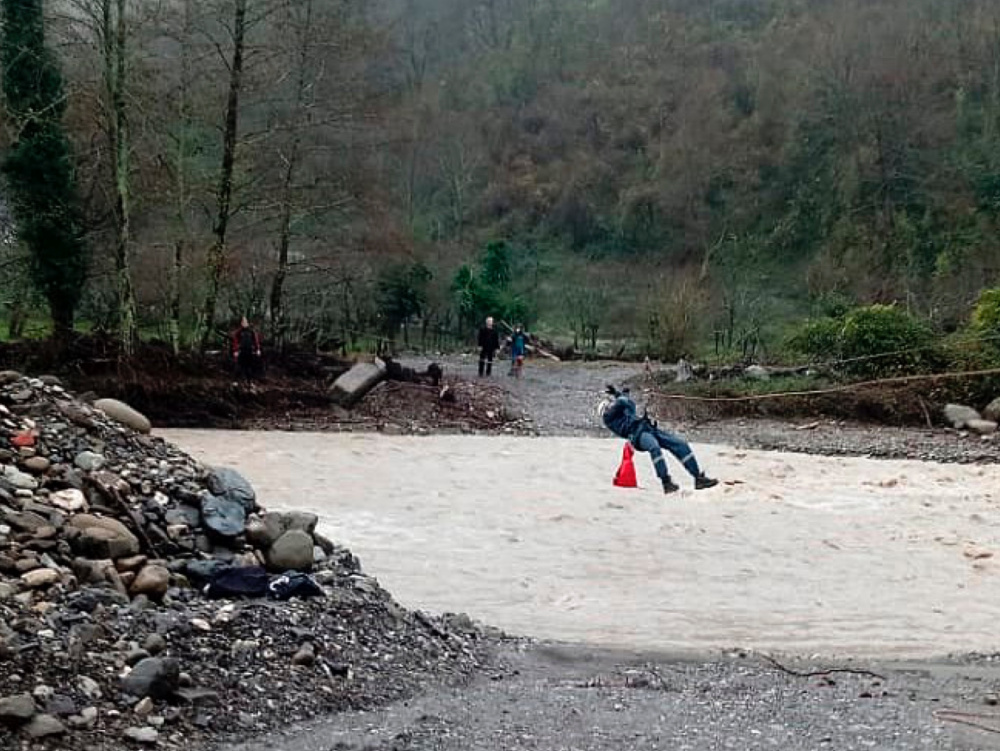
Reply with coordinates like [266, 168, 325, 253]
[602, 395, 702, 482]
[478, 326, 500, 377]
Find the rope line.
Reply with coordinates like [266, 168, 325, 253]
[701, 330, 1000, 373]
[654, 367, 1000, 404]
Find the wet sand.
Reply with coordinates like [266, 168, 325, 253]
[163, 430, 1000, 659]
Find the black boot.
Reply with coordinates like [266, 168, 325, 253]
[662, 477, 680, 494]
[695, 473, 719, 490]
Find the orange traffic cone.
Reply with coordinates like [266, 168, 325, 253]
[613, 442, 638, 488]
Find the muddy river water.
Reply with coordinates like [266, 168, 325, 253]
[164, 430, 1000, 659]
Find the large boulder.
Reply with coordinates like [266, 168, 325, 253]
[944, 403, 981, 430]
[330, 361, 386, 406]
[121, 658, 180, 700]
[984, 397, 1000, 423]
[200, 495, 246, 538]
[93, 398, 152, 434]
[267, 530, 314, 572]
[206, 467, 256, 513]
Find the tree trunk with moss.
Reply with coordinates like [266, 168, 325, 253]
[200, 0, 248, 351]
[102, 0, 138, 355]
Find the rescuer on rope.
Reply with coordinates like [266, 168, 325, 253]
[599, 384, 718, 494]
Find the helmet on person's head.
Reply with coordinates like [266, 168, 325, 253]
[596, 395, 613, 421]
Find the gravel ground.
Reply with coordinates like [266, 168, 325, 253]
[221, 643, 1000, 751]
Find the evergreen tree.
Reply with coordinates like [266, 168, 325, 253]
[1, 0, 87, 338]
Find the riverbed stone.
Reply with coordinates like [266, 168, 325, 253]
[21, 456, 51, 474]
[206, 467, 256, 513]
[945, 403, 981, 429]
[121, 658, 180, 700]
[200, 495, 246, 538]
[984, 397, 1000, 423]
[70, 515, 140, 559]
[267, 530, 314, 572]
[49, 488, 87, 513]
[25, 714, 65, 738]
[0, 693, 36, 723]
[21, 568, 60, 588]
[2, 466, 37, 490]
[130, 565, 170, 599]
[967, 419, 998, 436]
[94, 398, 152, 434]
[124, 726, 159, 744]
[74, 451, 106, 471]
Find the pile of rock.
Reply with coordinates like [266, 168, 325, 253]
[0, 371, 337, 600]
[0, 372, 487, 748]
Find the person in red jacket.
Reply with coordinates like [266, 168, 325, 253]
[231, 316, 262, 383]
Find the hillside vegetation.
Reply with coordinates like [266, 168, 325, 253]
[3, 0, 1000, 364]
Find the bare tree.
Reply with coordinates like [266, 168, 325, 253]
[199, 0, 249, 350]
[268, 0, 316, 351]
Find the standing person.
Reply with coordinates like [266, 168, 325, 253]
[478, 316, 500, 377]
[231, 316, 262, 384]
[509, 323, 528, 378]
[598, 385, 718, 494]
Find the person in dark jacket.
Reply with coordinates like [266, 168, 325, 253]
[599, 385, 718, 493]
[478, 316, 500, 377]
[231, 316, 262, 383]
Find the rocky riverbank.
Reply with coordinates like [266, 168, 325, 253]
[0, 372, 489, 749]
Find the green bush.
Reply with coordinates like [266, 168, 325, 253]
[786, 317, 843, 362]
[971, 287, 1000, 343]
[940, 329, 1000, 371]
[787, 304, 940, 377]
[839, 304, 939, 377]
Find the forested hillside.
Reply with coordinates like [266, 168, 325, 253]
[3, 0, 1000, 360]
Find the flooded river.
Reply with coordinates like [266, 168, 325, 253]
[164, 430, 1000, 658]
